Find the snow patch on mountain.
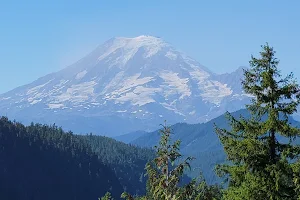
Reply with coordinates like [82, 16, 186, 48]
[76, 70, 88, 80]
[54, 81, 97, 105]
[201, 81, 233, 104]
[26, 79, 53, 95]
[47, 103, 64, 109]
[190, 68, 210, 82]
[110, 74, 154, 96]
[98, 35, 168, 66]
[165, 51, 178, 60]
[159, 71, 191, 99]
[29, 99, 42, 105]
[103, 73, 159, 106]
[116, 110, 127, 113]
[0, 97, 11, 100]
[114, 86, 161, 106]
[113, 87, 160, 106]
[103, 72, 161, 106]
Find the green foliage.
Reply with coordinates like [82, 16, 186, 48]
[215, 44, 300, 199]
[100, 192, 115, 200]
[0, 117, 155, 199]
[104, 121, 221, 200]
[0, 117, 123, 200]
[143, 122, 200, 200]
[80, 134, 154, 195]
[131, 113, 242, 184]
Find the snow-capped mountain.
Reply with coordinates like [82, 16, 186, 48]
[0, 35, 250, 136]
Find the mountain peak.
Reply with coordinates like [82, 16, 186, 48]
[95, 35, 170, 66]
[0, 36, 250, 136]
[110, 35, 167, 47]
[113, 35, 163, 42]
[111, 35, 169, 51]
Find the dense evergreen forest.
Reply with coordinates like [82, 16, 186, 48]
[0, 117, 154, 200]
[80, 135, 154, 195]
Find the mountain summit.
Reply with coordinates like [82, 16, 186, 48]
[0, 36, 249, 135]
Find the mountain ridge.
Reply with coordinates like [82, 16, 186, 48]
[128, 108, 300, 183]
[0, 35, 250, 136]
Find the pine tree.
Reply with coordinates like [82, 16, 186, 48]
[115, 122, 221, 200]
[100, 192, 114, 200]
[215, 44, 300, 199]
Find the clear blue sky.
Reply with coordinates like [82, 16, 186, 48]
[0, 0, 299, 94]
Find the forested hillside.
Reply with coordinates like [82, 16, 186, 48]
[0, 117, 153, 200]
[80, 134, 154, 195]
[130, 108, 300, 184]
[129, 109, 249, 183]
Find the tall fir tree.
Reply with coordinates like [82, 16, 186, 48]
[104, 122, 221, 200]
[215, 44, 300, 199]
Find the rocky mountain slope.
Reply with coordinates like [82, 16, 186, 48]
[0, 35, 250, 136]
